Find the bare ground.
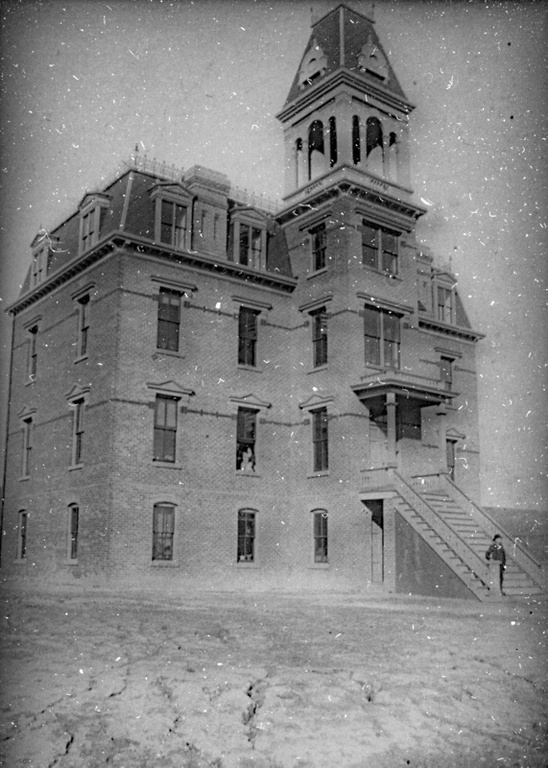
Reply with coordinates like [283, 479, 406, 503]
[0, 586, 546, 768]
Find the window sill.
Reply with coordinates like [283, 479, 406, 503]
[25, 378, 35, 387]
[64, 559, 79, 566]
[237, 365, 263, 373]
[152, 349, 185, 360]
[307, 365, 328, 374]
[236, 561, 259, 568]
[152, 461, 182, 469]
[309, 563, 330, 569]
[361, 265, 401, 281]
[19, 475, 30, 482]
[69, 464, 84, 472]
[74, 354, 88, 364]
[151, 559, 179, 567]
[307, 267, 328, 280]
[236, 471, 262, 478]
[14, 559, 27, 564]
[307, 471, 330, 479]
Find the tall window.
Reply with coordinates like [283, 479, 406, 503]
[236, 408, 257, 471]
[81, 210, 95, 253]
[72, 398, 85, 466]
[437, 287, 454, 324]
[440, 356, 453, 391]
[363, 306, 400, 369]
[313, 510, 328, 563]
[157, 288, 181, 352]
[311, 223, 327, 272]
[328, 116, 337, 167]
[312, 407, 329, 472]
[238, 224, 262, 268]
[160, 200, 187, 249]
[28, 326, 38, 380]
[68, 505, 79, 560]
[311, 307, 328, 367]
[77, 295, 90, 358]
[21, 417, 33, 477]
[17, 511, 28, 560]
[238, 307, 258, 367]
[153, 395, 178, 463]
[237, 509, 256, 563]
[352, 115, 361, 165]
[361, 222, 399, 275]
[152, 503, 175, 561]
[31, 248, 47, 288]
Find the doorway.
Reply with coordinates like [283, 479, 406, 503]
[363, 499, 384, 583]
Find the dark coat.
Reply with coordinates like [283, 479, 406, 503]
[485, 541, 506, 567]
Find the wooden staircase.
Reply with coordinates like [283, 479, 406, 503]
[392, 472, 545, 601]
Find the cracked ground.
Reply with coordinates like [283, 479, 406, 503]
[0, 588, 546, 768]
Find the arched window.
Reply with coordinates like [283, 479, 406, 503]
[387, 131, 398, 180]
[352, 115, 361, 165]
[308, 120, 325, 180]
[295, 137, 303, 188]
[312, 509, 328, 563]
[366, 117, 383, 176]
[328, 117, 337, 167]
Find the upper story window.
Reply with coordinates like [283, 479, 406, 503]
[151, 183, 192, 251]
[17, 510, 28, 560]
[30, 246, 48, 288]
[440, 356, 454, 391]
[312, 406, 329, 473]
[66, 384, 90, 468]
[153, 395, 178, 463]
[27, 324, 39, 381]
[157, 288, 182, 352]
[238, 224, 262, 267]
[361, 222, 399, 276]
[298, 40, 328, 89]
[310, 307, 328, 368]
[78, 193, 110, 255]
[311, 223, 327, 272]
[363, 305, 400, 369]
[236, 407, 257, 472]
[238, 307, 259, 367]
[161, 200, 187, 249]
[21, 416, 33, 478]
[76, 294, 90, 359]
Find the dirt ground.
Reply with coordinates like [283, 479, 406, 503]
[0, 586, 546, 768]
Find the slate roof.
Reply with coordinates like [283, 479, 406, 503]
[284, 3, 408, 108]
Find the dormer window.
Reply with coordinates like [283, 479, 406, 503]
[358, 37, 389, 81]
[78, 193, 110, 255]
[30, 246, 48, 288]
[437, 286, 454, 324]
[151, 183, 193, 252]
[230, 211, 267, 270]
[298, 40, 328, 89]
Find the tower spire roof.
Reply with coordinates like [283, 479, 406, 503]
[283, 3, 408, 110]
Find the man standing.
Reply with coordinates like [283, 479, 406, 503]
[485, 534, 507, 596]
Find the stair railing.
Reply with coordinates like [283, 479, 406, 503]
[393, 471, 491, 586]
[441, 476, 545, 588]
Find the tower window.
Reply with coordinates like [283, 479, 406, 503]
[363, 306, 400, 369]
[361, 222, 399, 276]
[328, 116, 337, 167]
[311, 223, 327, 272]
[352, 115, 361, 165]
[308, 120, 325, 180]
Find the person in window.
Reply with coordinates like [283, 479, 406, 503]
[240, 447, 255, 472]
[485, 534, 506, 595]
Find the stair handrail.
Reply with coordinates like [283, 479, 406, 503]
[393, 471, 491, 586]
[441, 476, 545, 587]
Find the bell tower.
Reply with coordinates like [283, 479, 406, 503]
[276, 3, 420, 215]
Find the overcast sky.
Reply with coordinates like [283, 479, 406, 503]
[0, 0, 546, 509]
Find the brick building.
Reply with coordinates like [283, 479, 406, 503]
[1, 4, 543, 599]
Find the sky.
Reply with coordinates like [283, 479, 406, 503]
[0, 0, 546, 510]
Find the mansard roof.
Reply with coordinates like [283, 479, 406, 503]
[283, 3, 409, 110]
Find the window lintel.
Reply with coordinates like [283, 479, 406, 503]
[435, 346, 462, 359]
[23, 315, 42, 330]
[65, 384, 90, 404]
[229, 393, 271, 410]
[356, 292, 411, 315]
[18, 405, 37, 420]
[78, 192, 111, 213]
[231, 296, 272, 312]
[150, 182, 193, 206]
[151, 276, 197, 294]
[299, 394, 334, 411]
[71, 283, 96, 302]
[146, 380, 195, 401]
[298, 294, 333, 313]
